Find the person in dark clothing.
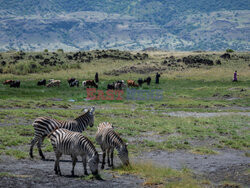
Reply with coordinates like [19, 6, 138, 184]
[155, 72, 161, 84]
[233, 71, 238, 82]
[95, 72, 99, 83]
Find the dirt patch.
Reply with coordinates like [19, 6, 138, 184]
[138, 149, 250, 186]
[0, 154, 144, 188]
[127, 132, 167, 143]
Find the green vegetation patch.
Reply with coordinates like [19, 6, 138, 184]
[114, 161, 201, 187]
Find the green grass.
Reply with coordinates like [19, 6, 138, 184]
[114, 161, 201, 187]
[0, 172, 31, 178]
[0, 110, 249, 159]
[5, 149, 28, 159]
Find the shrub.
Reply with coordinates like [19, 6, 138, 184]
[57, 49, 64, 53]
[44, 49, 48, 53]
[226, 49, 234, 53]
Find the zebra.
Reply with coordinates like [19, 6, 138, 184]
[48, 128, 99, 176]
[95, 122, 129, 169]
[30, 106, 95, 160]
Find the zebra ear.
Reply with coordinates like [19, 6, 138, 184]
[83, 108, 88, 113]
[125, 143, 128, 146]
[90, 106, 95, 113]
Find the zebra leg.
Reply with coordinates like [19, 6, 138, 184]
[101, 150, 106, 169]
[29, 137, 38, 158]
[107, 148, 111, 167]
[82, 155, 88, 175]
[55, 153, 62, 176]
[110, 148, 114, 168]
[37, 136, 46, 160]
[71, 155, 77, 176]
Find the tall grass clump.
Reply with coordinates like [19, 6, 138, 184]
[114, 161, 200, 187]
[7, 61, 42, 75]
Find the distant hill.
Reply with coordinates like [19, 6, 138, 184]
[0, 0, 249, 51]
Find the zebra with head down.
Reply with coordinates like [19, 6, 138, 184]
[30, 106, 95, 160]
[96, 122, 129, 169]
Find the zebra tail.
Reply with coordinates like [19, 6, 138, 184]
[47, 127, 59, 139]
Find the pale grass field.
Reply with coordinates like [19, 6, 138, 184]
[0, 51, 249, 82]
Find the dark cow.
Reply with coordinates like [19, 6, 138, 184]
[82, 80, 98, 88]
[144, 77, 151, 85]
[10, 80, 20, 88]
[138, 78, 144, 87]
[37, 79, 46, 86]
[70, 80, 79, 87]
[3, 80, 14, 85]
[68, 78, 76, 86]
[107, 83, 115, 90]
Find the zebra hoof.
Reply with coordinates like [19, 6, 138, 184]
[84, 172, 89, 176]
[101, 166, 104, 169]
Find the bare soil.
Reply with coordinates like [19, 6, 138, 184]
[138, 149, 250, 187]
[0, 153, 144, 188]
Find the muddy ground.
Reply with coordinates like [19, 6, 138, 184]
[0, 148, 249, 187]
[138, 149, 250, 187]
[0, 153, 144, 188]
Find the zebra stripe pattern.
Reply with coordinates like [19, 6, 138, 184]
[30, 106, 95, 159]
[95, 122, 129, 169]
[48, 128, 99, 176]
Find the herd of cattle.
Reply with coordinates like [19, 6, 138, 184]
[2, 76, 152, 89]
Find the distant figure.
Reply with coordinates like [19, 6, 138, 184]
[95, 72, 99, 83]
[155, 72, 161, 84]
[233, 71, 238, 82]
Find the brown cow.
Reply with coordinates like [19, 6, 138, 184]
[82, 80, 98, 88]
[127, 80, 139, 87]
[3, 80, 14, 85]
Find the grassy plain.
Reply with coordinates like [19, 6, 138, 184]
[0, 50, 249, 187]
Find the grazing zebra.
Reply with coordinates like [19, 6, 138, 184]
[30, 107, 95, 160]
[48, 128, 99, 176]
[96, 122, 129, 169]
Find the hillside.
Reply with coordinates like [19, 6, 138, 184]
[0, 0, 249, 51]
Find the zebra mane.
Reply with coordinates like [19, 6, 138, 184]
[74, 110, 89, 121]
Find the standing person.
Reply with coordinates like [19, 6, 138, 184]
[95, 72, 99, 83]
[155, 72, 161, 84]
[233, 71, 238, 82]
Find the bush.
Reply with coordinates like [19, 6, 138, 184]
[226, 49, 234, 53]
[44, 49, 48, 53]
[57, 49, 64, 53]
